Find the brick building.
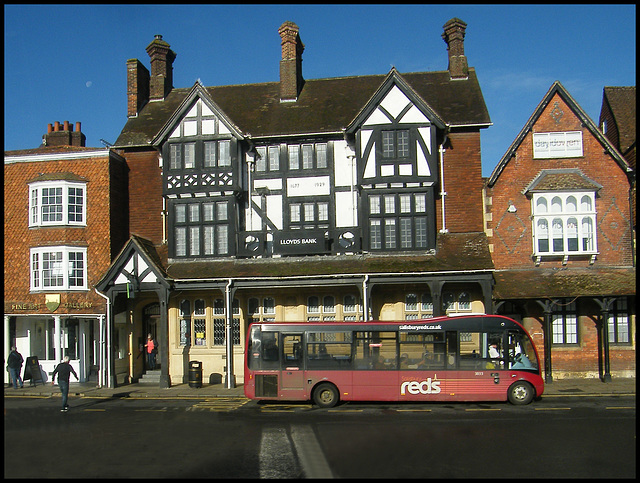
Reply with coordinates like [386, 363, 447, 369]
[484, 82, 636, 381]
[96, 19, 496, 388]
[599, 86, 636, 254]
[3, 122, 128, 385]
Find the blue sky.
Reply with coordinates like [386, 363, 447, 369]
[4, 4, 636, 176]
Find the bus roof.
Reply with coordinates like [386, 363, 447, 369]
[251, 314, 527, 333]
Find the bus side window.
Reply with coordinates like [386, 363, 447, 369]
[446, 331, 457, 369]
[262, 333, 279, 361]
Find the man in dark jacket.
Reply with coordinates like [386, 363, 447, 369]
[51, 356, 79, 412]
[7, 346, 24, 389]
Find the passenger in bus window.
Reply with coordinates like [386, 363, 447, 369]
[400, 353, 410, 369]
[374, 355, 386, 369]
[489, 342, 500, 359]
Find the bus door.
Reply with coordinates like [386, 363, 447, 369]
[456, 330, 506, 401]
[352, 331, 399, 401]
[280, 333, 305, 395]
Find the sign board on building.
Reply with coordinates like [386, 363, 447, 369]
[533, 131, 583, 159]
[287, 176, 330, 197]
[273, 230, 328, 255]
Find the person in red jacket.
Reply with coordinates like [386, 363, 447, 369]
[144, 334, 157, 370]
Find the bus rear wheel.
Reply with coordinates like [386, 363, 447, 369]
[313, 383, 339, 408]
[508, 381, 534, 405]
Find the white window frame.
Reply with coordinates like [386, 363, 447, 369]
[531, 191, 597, 257]
[29, 180, 87, 227]
[30, 246, 88, 291]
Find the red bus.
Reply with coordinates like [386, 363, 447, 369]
[244, 315, 544, 407]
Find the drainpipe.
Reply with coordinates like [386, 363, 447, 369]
[225, 279, 235, 388]
[95, 288, 111, 388]
[439, 137, 449, 234]
[362, 275, 369, 321]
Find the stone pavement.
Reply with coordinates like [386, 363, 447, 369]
[4, 377, 635, 400]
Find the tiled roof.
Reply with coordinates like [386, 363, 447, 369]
[114, 69, 490, 147]
[4, 145, 103, 157]
[604, 86, 636, 154]
[493, 268, 636, 299]
[524, 169, 602, 193]
[165, 232, 494, 280]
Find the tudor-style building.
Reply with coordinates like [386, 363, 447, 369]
[4, 122, 129, 386]
[484, 81, 636, 382]
[97, 19, 495, 388]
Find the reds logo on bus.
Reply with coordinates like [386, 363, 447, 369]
[400, 378, 442, 395]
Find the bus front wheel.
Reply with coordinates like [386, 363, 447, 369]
[508, 381, 535, 405]
[313, 383, 339, 408]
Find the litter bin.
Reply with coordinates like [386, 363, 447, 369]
[189, 361, 202, 388]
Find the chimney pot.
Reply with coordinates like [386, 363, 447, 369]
[54, 121, 61, 131]
[442, 18, 469, 80]
[278, 21, 304, 101]
[76, 122, 81, 132]
[48, 124, 53, 133]
[64, 120, 70, 131]
[146, 34, 176, 100]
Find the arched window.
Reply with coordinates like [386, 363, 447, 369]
[567, 217, 578, 251]
[552, 218, 564, 252]
[537, 219, 549, 252]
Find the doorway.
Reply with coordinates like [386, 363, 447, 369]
[143, 303, 160, 370]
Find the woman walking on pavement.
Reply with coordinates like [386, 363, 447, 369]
[51, 356, 78, 412]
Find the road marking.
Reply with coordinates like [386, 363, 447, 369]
[396, 409, 432, 412]
[605, 406, 635, 410]
[290, 425, 334, 479]
[190, 398, 249, 412]
[260, 403, 312, 412]
[259, 426, 300, 478]
[535, 407, 571, 411]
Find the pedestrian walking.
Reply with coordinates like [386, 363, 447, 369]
[7, 346, 24, 389]
[51, 356, 78, 412]
[144, 333, 157, 370]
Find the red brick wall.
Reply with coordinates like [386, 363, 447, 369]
[436, 130, 484, 233]
[488, 93, 633, 269]
[3, 153, 126, 313]
[523, 310, 635, 378]
[121, 149, 164, 245]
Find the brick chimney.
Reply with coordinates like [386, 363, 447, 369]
[127, 59, 150, 117]
[442, 18, 468, 80]
[43, 121, 86, 147]
[278, 21, 304, 102]
[146, 35, 176, 101]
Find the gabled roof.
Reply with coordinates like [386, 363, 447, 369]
[345, 68, 446, 133]
[603, 86, 636, 154]
[114, 68, 490, 148]
[151, 81, 244, 147]
[487, 81, 632, 187]
[96, 235, 171, 294]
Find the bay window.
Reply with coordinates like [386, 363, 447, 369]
[29, 180, 86, 227]
[30, 246, 87, 291]
[532, 192, 597, 256]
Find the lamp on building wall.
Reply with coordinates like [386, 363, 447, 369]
[507, 202, 517, 213]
